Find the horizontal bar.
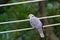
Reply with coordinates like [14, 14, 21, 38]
[0, 0, 44, 7]
[0, 15, 60, 24]
[0, 23, 60, 34]
[44, 23, 60, 27]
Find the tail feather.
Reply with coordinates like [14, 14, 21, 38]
[40, 33, 45, 38]
[38, 29, 45, 38]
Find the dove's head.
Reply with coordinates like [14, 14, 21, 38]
[29, 14, 35, 18]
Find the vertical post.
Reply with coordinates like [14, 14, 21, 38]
[38, 1, 59, 40]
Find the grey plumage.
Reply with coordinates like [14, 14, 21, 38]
[29, 14, 45, 38]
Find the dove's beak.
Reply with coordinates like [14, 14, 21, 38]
[28, 15, 30, 18]
[28, 14, 30, 18]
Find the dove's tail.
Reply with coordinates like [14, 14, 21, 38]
[38, 29, 45, 38]
[40, 32, 45, 38]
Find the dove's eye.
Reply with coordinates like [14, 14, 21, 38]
[32, 16, 34, 17]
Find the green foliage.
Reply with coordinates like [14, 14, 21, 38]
[0, 0, 60, 40]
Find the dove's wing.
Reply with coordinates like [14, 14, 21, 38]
[30, 17, 42, 29]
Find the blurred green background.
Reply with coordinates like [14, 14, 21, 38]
[0, 0, 60, 40]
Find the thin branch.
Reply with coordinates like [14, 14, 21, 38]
[0, 0, 44, 7]
[0, 15, 60, 24]
[0, 23, 60, 34]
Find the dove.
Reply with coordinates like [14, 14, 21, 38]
[29, 14, 45, 38]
